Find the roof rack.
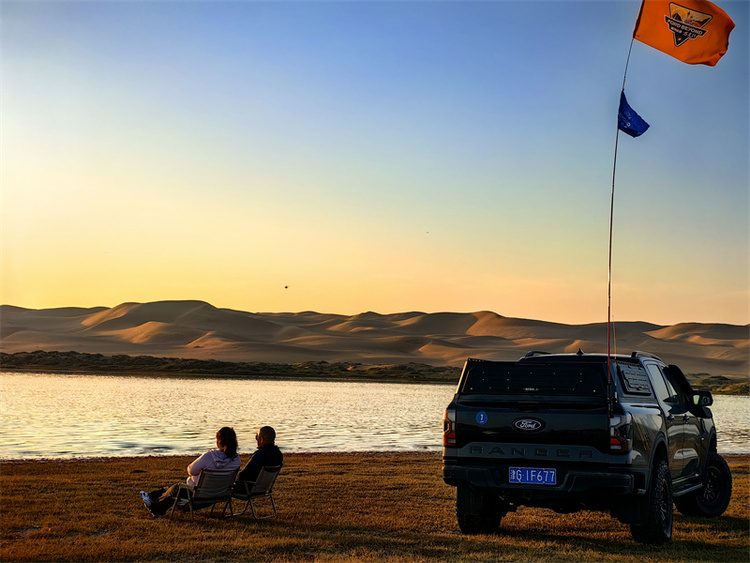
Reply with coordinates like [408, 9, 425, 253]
[631, 350, 663, 362]
[523, 350, 552, 358]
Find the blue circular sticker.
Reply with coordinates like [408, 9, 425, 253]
[476, 411, 488, 425]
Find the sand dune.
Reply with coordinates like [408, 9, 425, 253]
[1, 300, 747, 376]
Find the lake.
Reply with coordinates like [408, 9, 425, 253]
[0, 372, 747, 460]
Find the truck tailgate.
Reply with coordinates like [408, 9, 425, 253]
[454, 396, 609, 450]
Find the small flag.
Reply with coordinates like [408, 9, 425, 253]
[618, 92, 650, 138]
[633, 0, 735, 66]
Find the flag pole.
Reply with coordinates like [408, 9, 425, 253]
[608, 34, 636, 410]
[607, 0, 733, 402]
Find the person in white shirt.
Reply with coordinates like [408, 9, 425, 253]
[140, 426, 241, 517]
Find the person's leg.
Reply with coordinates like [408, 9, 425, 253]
[147, 487, 166, 503]
[149, 483, 181, 516]
[140, 486, 165, 514]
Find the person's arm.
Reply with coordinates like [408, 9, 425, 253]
[238, 452, 261, 482]
[187, 451, 212, 477]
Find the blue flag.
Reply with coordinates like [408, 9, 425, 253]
[618, 92, 650, 138]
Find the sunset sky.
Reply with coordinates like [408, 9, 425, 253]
[2, 0, 748, 326]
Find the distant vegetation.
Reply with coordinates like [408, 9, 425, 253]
[0, 350, 461, 384]
[690, 373, 749, 396]
[1, 350, 746, 393]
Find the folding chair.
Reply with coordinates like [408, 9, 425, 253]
[169, 468, 239, 518]
[232, 465, 282, 518]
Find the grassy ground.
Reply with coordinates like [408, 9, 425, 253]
[1, 452, 747, 562]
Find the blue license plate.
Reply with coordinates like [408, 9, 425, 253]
[509, 467, 557, 485]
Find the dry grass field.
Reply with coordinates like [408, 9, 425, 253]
[1, 452, 748, 562]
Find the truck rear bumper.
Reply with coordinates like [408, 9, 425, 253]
[443, 464, 635, 497]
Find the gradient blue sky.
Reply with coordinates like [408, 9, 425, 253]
[2, 0, 748, 325]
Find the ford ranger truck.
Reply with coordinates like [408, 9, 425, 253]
[442, 351, 732, 544]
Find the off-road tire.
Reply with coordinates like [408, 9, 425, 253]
[456, 486, 506, 535]
[675, 452, 732, 517]
[630, 459, 673, 544]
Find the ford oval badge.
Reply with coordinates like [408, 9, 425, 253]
[513, 417, 544, 432]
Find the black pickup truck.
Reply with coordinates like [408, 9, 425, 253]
[442, 350, 733, 544]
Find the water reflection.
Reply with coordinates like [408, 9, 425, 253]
[0, 372, 747, 460]
[0, 373, 454, 459]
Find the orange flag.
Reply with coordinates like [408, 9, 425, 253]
[633, 0, 735, 66]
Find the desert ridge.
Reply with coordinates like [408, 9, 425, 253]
[0, 300, 747, 377]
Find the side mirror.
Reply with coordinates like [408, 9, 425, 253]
[693, 390, 713, 407]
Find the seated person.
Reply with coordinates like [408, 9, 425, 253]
[140, 426, 242, 517]
[237, 425, 283, 483]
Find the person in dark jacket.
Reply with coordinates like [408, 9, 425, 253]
[237, 426, 283, 482]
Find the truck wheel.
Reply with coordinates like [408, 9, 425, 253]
[456, 486, 505, 535]
[675, 452, 732, 517]
[630, 459, 673, 544]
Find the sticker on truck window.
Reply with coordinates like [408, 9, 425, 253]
[617, 363, 653, 395]
[476, 411, 488, 425]
[509, 467, 557, 485]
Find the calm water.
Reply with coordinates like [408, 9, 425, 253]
[0, 372, 747, 460]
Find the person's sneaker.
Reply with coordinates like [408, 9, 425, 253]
[140, 491, 152, 508]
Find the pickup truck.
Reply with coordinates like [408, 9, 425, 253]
[442, 350, 733, 544]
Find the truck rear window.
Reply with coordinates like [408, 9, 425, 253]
[460, 362, 607, 397]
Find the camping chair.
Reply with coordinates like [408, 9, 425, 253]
[232, 465, 282, 518]
[169, 468, 239, 518]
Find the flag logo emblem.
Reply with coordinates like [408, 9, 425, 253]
[666, 3, 713, 47]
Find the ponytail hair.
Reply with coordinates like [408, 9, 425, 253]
[216, 426, 238, 460]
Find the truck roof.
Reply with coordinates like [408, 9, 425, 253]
[514, 350, 664, 364]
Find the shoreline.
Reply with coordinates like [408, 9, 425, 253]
[2, 350, 747, 393]
[3, 451, 748, 466]
[3, 366, 746, 395]
[0, 350, 462, 384]
[0, 367, 459, 386]
[0, 450, 443, 464]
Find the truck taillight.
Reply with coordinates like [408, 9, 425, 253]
[609, 413, 633, 453]
[443, 407, 456, 446]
